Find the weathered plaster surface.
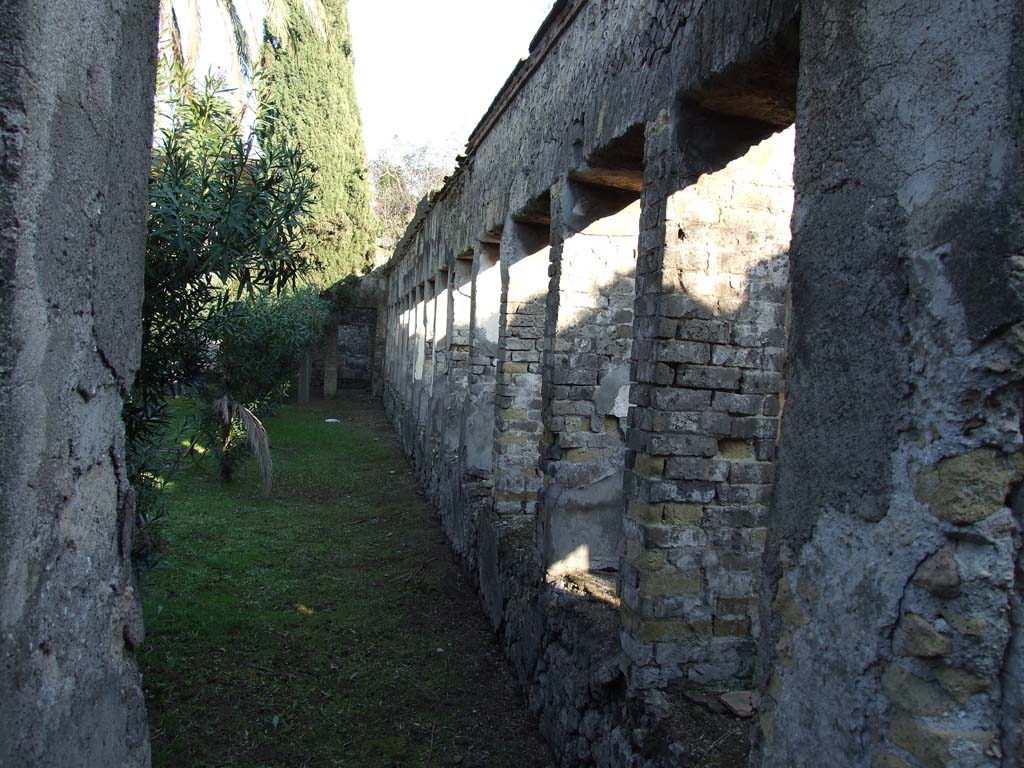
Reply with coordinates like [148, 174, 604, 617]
[0, 1, 158, 765]
[756, 3, 1024, 767]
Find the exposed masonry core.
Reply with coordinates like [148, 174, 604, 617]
[621, 124, 794, 689]
[495, 216, 551, 517]
[541, 179, 640, 577]
[378, 0, 1023, 766]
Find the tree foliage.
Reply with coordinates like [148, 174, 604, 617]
[129, 62, 318, 449]
[159, 0, 256, 105]
[370, 140, 453, 251]
[199, 287, 329, 491]
[261, 0, 376, 286]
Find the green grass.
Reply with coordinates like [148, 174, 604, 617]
[139, 394, 552, 768]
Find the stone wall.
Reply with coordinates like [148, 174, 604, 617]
[382, 0, 1022, 766]
[305, 276, 385, 401]
[754, 3, 1024, 767]
[0, 0, 159, 765]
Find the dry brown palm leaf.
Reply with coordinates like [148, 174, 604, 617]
[211, 395, 273, 497]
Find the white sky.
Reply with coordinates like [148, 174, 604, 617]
[348, 0, 556, 161]
[178, 0, 555, 163]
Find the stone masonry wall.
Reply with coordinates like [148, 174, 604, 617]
[0, 0, 159, 765]
[379, 0, 1021, 765]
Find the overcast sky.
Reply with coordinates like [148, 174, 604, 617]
[348, 0, 556, 161]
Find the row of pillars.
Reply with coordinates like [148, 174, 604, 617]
[383, 117, 796, 692]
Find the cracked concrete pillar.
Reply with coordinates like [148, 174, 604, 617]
[0, 0, 158, 765]
[460, 243, 501, 524]
[756, 3, 1024, 767]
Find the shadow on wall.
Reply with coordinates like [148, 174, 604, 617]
[544, 126, 794, 613]
[385, 118, 795, 698]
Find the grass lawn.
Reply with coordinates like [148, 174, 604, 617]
[138, 393, 552, 768]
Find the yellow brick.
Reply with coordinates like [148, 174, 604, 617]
[633, 454, 666, 478]
[638, 550, 667, 571]
[713, 618, 751, 637]
[637, 620, 691, 642]
[914, 448, 1024, 525]
[719, 438, 755, 460]
[663, 503, 703, 525]
[640, 570, 702, 597]
[627, 502, 663, 524]
[636, 619, 713, 642]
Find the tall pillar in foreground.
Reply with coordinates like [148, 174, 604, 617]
[621, 110, 794, 690]
[757, 3, 1024, 767]
[0, 0, 159, 764]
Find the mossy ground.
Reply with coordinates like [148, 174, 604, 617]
[139, 393, 553, 768]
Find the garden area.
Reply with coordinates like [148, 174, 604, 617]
[138, 395, 553, 767]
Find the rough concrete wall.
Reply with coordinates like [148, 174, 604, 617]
[0, 0, 158, 765]
[756, 3, 1024, 767]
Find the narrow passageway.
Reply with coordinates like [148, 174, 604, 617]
[139, 393, 554, 768]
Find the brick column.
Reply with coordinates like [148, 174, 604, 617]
[446, 256, 474, 453]
[621, 111, 794, 689]
[492, 220, 550, 517]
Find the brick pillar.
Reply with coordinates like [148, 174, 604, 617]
[322, 322, 338, 398]
[621, 111, 794, 689]
[447, 256, 474, 453]
[493, 220, 550, 517]
[540, 178, 640, 575]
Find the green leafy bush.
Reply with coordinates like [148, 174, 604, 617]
[129, 62, 318, 447]
[129, 60, 322, 565]
[199, 287, 329, 488]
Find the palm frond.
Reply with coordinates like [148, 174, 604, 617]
[213, 394, 232, 426]
[237, 404, 273, 497]
[159, 0, 184, 65]
[212, 394, 273, 497]
[219, 0, 253, 79]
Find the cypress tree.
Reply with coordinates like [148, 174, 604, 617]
[262, 0, 376, 286]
